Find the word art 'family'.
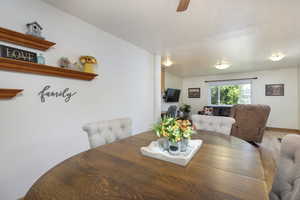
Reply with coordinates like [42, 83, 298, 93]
[38, 85, 77, 103]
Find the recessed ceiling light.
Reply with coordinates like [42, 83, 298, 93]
[269, 53, 285, 62]
[215, 61, 231, 70]
[162, 57, 173, 67]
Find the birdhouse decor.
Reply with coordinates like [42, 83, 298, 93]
[79, 56, 98, 73]
[26, 21, 44, 39]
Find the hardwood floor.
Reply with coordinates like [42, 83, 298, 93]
[259, 130, 295, 192]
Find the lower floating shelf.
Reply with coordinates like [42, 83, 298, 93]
[0, 57, 98, 81]
[0, 88, 23, 99]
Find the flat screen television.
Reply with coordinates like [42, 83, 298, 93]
[165, 88, 181, 102]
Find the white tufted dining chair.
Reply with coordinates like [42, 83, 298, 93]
[191, 115, 235, 135]
[82, 118, 132, 149]
[270, 134, 300, 200]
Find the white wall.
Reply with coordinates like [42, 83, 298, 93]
[161, 71, 183, 111]
[165, 71, 183, 90]
[0, 0, 156, 199]
[182, 68, 299, 129]
[154, 55, 162, 121]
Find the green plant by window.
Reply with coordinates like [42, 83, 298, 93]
[179, 104, 191, 113]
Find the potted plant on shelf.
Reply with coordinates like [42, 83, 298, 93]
[154, 117, 194, 155]
[179, 104, 192, 120]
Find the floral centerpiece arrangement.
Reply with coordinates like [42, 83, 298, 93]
[154, 117, 194, 155]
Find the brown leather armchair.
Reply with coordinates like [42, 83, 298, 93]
[230, 104, 271, 143]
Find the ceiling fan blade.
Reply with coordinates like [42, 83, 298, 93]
[177, 0, 190, 12]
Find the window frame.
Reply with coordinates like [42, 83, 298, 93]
[207, 80, 252, 106]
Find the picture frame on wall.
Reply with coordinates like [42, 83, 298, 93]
[265, 84, 284, 96]
[188, 88, 201, 98]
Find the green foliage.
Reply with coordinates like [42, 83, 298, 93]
[210, 85, 241, 105]
[210, 86, 218, 105]
[220, 85, 240, 105]
[153, 117, 194, 143]
[179, 104, 191, 113]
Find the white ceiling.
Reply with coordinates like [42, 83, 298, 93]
[43, 0, 300, 77]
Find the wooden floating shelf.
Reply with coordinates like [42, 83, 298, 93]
[0, 57, 98, 81]
[0, 27, 56, 51]
[0, 88, 23, 99]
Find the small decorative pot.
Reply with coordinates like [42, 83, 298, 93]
[158, 138, 169, 151]
[168, 141, 180, 155]
[180, 138, 189, 152]
[183, 112, 190, 120]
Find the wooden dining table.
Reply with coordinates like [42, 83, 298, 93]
[24, 131, 269, 200]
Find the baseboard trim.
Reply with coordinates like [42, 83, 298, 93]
[266, 127, 300, 134]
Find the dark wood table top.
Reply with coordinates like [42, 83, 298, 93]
[24, 131, 268, 200]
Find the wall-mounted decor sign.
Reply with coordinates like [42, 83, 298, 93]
[265, 84, 284, 96]
[188, 88, 201, 98]
[38, 85, 77, 103]
[0, 44, 37, 63]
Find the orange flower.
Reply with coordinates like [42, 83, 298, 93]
[162, 131, 169, 137]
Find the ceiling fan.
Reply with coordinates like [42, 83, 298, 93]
[176, 0, 190, 12]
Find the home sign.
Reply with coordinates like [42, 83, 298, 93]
[0, 44, 37, 63]
[38, 85, 77, 103]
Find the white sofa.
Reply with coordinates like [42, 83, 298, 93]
[191, 115, 235, 135]
[82, 118, 132, 149]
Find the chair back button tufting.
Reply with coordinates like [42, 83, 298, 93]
[270, 134, 300, 200]
[191, 115, 235, 136]
[82, 118, 132, 149]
